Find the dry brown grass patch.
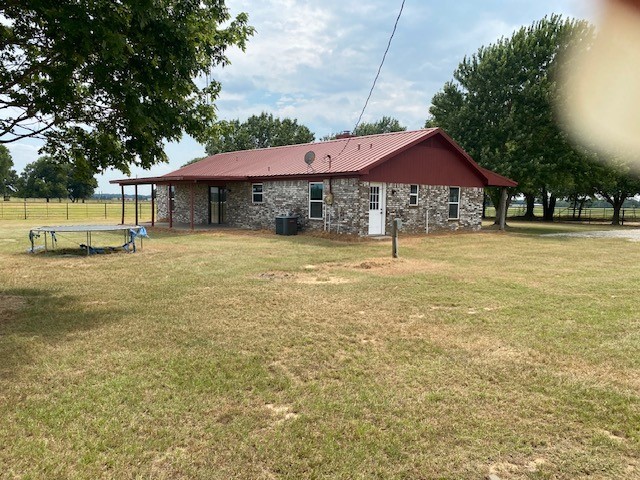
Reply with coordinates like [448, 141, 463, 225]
[0, 294, 27, 323]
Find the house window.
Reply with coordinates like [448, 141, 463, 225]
[409, 184, 419, 206]
[252, 183, 263, 203]
[169, 185, 175, 212]
[449, 187, 460, 220]
[309, 182, 324, 219]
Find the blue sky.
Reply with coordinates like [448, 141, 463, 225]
[6, 0, 596, 194]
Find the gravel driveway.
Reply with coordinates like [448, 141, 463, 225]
[544, 229, 640, 240]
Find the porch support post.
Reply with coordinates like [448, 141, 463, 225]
[190, 182, 195, 230]
[121, 185, 125, 225]
[134, 184, 139, 226]
[499, 187, 508, 231]
[151, 184, 155, 226]
[169, 183, 173, 229]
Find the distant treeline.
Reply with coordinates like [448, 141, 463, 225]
[93, 193, 151, 201]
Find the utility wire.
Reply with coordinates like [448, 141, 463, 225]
[336, 0, 406, 158]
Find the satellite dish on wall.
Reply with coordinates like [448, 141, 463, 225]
[304, 150, 316, 166]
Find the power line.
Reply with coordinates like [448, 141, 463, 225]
[336, 0, 406, 158]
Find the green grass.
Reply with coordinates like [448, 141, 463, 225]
[1, 220, 639, 479]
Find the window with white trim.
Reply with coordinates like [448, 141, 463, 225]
[309, 182, 324, 219]
[448, 187, 460, 220]
[252, 183, 263, 203]
[169, 185, 176, 212]
[409, 184, 419, 206]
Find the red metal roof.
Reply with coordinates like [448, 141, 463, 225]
[111, 128, 517, 187]
[167, 129, 437, 179]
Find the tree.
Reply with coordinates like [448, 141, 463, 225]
[19, 157, 70, 201]
[426, 15, 595, 222]
[67, 159, 98, 202]
[353, 116, 406, 136]
[322, 116, 407, 141]
[1, 1, 254, 174]
[0, 145, 18, 198]
[592, 157, 640, 225]
[205, 113, 314, 155]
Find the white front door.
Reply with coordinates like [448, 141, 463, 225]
[368, 183, 385, 235]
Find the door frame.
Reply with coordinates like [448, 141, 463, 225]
[208, 185, 227, 225]
[367, 182, 386, 235]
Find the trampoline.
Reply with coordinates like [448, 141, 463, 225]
[29, 224, 148, 255]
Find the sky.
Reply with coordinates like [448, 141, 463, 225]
[5, 0, 597, 194]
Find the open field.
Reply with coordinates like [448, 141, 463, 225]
[1, 220, 638, 479]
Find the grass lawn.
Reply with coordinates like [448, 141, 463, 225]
[1, 220, 638, 479]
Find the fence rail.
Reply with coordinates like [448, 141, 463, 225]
[0, 200, 152, 223]
[485, 205, 639, 223]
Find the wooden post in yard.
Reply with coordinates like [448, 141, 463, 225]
[392, 218, 400, 258]
[499, 187, 508, 231]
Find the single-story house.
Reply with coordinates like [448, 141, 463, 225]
[112, 128, 516, 236]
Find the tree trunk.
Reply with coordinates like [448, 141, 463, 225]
[488, 188, 512, 227]
[499, 187, 509, 230]
[524, 193, 536, 219]
[542, 187, 556, 222]
[577, 197, 586, 220]
[611, 197, 625, 225]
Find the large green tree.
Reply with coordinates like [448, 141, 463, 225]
[427, 15, 595, 222]
[19, 157, 70, 201]
[0, 145, 18, 198]
[0, 1, 254, 174]
[205, 113, 314, 155]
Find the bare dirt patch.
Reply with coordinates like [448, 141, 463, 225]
[322, 257, 448, 276]
[265, 403, 298, 423]
[255, 271, 353, 285]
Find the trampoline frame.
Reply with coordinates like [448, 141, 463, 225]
[29, 224, 145, 255]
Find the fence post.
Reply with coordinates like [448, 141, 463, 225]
[66, 202, 69, 220]
[24, 199, 27, 220]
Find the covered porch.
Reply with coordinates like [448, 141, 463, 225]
[111, 176, 239, 230]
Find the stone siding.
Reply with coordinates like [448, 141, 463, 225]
[225, 178, 364, 235]
[156, 185, 169, 221]
[158, 179, 482, 235]
[384, 184, 482, 234]
[155, 184, 209, 225]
